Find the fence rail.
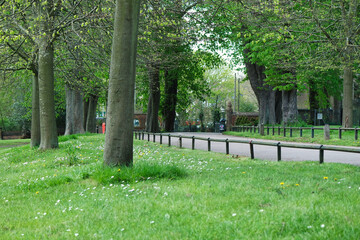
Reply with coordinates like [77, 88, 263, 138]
[134, 131, 360, 164]
[231, 125, 359, 140]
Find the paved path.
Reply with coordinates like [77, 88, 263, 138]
[141, 132, 360, 166]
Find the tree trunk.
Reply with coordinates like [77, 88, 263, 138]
[86, 95, 98, 133]
[31, 73, 41, 147]
[282, 89, 298, 124]
[38, 38, 58, 149]
[83, 98, 89, 131]
[145, 64, 160, 132]
[275, 90, 282, 124]
[342, 66, 353, 127]
[243, 51, 276, 125]
[333, 97, 342, 124]
[163, 69, 178, 132]
[65, 84, 85, 135]
[104, 0, 141, 166]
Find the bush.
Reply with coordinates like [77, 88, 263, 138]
[235, 116, 259, 126]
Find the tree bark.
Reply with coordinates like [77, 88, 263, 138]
[38, 38, 58, 149]
[243, 50, 276, 125]
[342, 66, 353, 127]
[104, 0, 141, 166]
[65, 84, 85, 135]
[163, 69, 178, 132]
[83, 98, 89, 131]
[31, 73, 41, 147]
[86, 95, 98, 133]
[282, 89, 298, 124]
[145, 64, 160, 132]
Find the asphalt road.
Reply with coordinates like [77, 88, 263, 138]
[141, 132, 360, 166]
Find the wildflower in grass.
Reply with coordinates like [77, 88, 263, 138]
[36, 191, 39, 194]
[323, 177, 328, 180]
[334, 178, 337, 181]
[150, 221, 155, 224]
[307, 226, 312, 229]
[232, 213, 237, 217]
[242, 172, 246, 174]
[117, 169, 121, 172]
[280, 182, 284, 186]
[295, 184, 300, 186]
[320, 224, 325, 228]
[259, 209, 264, 212]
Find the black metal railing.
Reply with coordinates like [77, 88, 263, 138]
[134, 131, 360, 164]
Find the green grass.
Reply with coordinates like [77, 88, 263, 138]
[225, 127, 360, 147]
[0, 138, 30, 148]
[1, 134, 360, 239]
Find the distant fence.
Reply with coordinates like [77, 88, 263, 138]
[231, 125, 360, 140]
[134, 131, 360, 164]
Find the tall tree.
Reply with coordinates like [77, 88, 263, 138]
[104, 0, 141, 166]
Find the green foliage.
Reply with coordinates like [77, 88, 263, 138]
[64, 144, 79, 166]
[92, 162, 187, 184]
[235, 116, 259, 126]
[59, 135, 79, 143]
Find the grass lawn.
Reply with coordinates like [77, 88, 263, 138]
[0, 138, 30, 148]
[1, 134, 360, 239]
[225, 127, 360, 147]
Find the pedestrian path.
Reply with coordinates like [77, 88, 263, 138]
[144, 132, 360, 166]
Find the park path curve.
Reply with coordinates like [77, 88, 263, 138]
[144, 132, 360, 166]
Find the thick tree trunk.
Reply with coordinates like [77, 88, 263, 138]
[86, 95, 98, 133]
[244, 52, 276, 125]
[38, 40, 58, 149]
[31, 73, 41, 147]
[83, 98, 89, 131]
[333, 97, 342, 124]
[104, 0, 140, 166]
[163, 69, 178, 132]
[342, 66, 353, 127]
[65, 84, 85, 135]
[145, 64, 160, 132]
[282, 89, 298, 124]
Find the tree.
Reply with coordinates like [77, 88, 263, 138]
[104, 0, 141, 166]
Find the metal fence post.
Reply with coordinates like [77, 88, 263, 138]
[283, 126, 286, 137]
[300, 127, 303, 137]
[355, 128, 358, 141]
[207, 138, 211, 151]
[277, 142, 281, 161]
[153, 133, 155, 142]
[311, 127, 314, 138]
[225, 139, 229, 155]
[278, 126, 281, 135]
[179, 135, 182, 148]
[147, 133, 150, 141]
[339, 127, 342, 139]
[168, 134, 171, 146]
[267, 126, 269, 135]
[160, 133, 163, 144]
[290, 128, 293, 137]
[249, 140, 254, 159]
[192, 136, 195, 150]
[272, 126, 275, 136]
[142, 131, 144, 140]
[319, 145, 324, 164]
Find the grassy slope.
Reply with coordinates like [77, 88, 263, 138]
[1, 134, 359, 239]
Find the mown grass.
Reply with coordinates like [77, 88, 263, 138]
[0, 138, 30, 148]
[225, 127, 360, 147]
[1, 134, 360, 239]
